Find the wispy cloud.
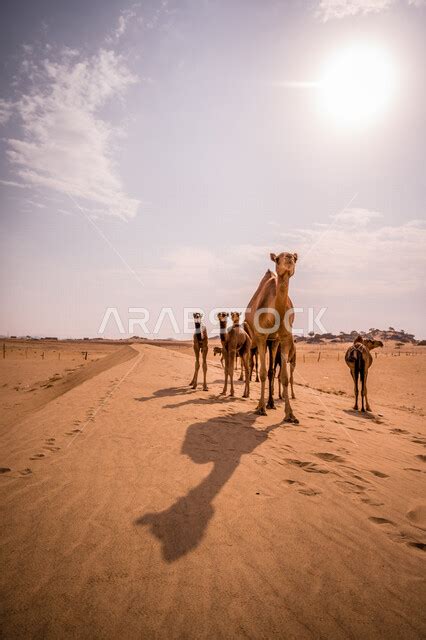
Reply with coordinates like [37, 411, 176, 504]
[107, 6, 140, 42]
[0, 99, 14, 125]
[316, 0, 424, 21]
[3, 46, 139, 219]
[286, 212, 426, 295]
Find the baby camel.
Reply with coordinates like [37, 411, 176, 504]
[345, 335, 383, 412]
[189, 312, 208, 391]
[217, 311, 251, 398]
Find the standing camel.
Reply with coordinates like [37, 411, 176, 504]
[345, 335, 383, 412]
[189, 312, 208, 391]
[245, 253, 298, 423]
[226, 312, 251, 398]
[217, 311, 251, 397]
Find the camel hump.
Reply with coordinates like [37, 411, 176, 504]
[246, 269, 276, 311]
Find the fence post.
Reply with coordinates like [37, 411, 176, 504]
[42, 352, 44, 360]
[317, 351, 321, 362]
[2, 343, 5, 359]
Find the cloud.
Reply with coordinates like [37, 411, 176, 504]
[332, 207, 382, 226]
[0, 99, 14, 125]
[316, 0, 425, 21]
[286, 212, 426, 295]
[107, 7, 139, 42]
[4, 47, 139, 219]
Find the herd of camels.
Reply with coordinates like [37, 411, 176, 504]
[189, 251, 383, 423]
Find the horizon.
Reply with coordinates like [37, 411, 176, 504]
[1, 0, 425, 340]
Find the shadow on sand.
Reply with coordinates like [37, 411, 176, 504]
[135, 412, 279, 563]
[342, 409, 383, 424]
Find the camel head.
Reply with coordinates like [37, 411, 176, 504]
[216, 312, 229, 323]
[192, 312, 203, 323]
[364, 338, 384, 351]
[231, 311, 241, 325]
[270, 252, 298, 277]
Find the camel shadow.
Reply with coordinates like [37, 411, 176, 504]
[164, 395, 240, 409]
[343, 409, 383, 424]
[135, 386, 198, 403]
[135, 412, 278, 563]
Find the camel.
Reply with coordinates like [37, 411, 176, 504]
[345, 335, 383, 412]
[213, 346, 224, 368]
[244, 253, 298, 422]
[189, 312, 208, 391]
[217, 311, 251, 397]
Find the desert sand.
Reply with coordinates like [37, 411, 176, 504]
[1, 340, 425, 639]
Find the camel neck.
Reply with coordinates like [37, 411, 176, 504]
[275, 274, 290, 311]
[194, 321, 203, 342]
[218, 320, 227, 344]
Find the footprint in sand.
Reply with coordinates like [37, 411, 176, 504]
[416, 455, 426, 463]
[369, 516, 395, 526]
[298, 487, 321, 496]
[335, 480, 366, 495]
[0, 467, 11, 474]
[407, 542, 426, 551]
[369, 470, 389, 478]
[285, 459, 330, 474]
[19, 468, 32, 476]
[46, 437, 56, 444]
[29, 453, 45, 460]
[361, 497, 384, 506]
[314, 452, 346, 463]
[43, 445, 60, 452]
[406, 505, 426, 529]
[390, 428, 408, 435]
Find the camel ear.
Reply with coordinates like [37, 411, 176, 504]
[270, 253, 277, 263]
[293, 253, 298, 263]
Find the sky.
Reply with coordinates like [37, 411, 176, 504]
[0, 0, 425, 339]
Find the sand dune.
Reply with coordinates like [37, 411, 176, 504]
[0, 343, 425, 638]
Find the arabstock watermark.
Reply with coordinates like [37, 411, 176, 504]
[98, 306, 328, 337]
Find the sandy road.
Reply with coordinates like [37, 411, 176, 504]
[1, 344, 425, 639]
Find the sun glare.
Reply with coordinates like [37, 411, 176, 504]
[318, 43, 397, 127]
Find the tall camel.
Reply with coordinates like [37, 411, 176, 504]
[345, 335, 383, 412]
[189, 312, 208, 391]
[245, 253, 298, 423]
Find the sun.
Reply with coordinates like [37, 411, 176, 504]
[318, 43, 397, 127]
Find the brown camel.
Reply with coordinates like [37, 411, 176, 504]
[189, 312, 208, 391]
[217, 311, 251, 397]
[244, 253, 298, 422]
[213, 346, 224, 368]
[345, 335, 383, 412]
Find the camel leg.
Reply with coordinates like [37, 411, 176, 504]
[255, 339, 267, 416]
[280, 340, 298, 424]
[290, 354, 296, 400]
[364, 369, 372, 411]
[360, 366, 366, 412]
[242, 349, 250, 398]
[220, 346, 228, 395]
[276, 363, 282, 399]
[190, 345, 200, 389]
[267, 341, 279, 410]
[254, 350, 259, 382]
[202, 347, 208, 391]
[350, 367, 358, 410]
[239, 354, 244, 381]
[228, 348, 236, 397]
